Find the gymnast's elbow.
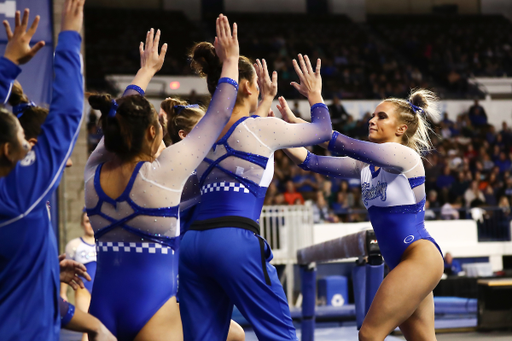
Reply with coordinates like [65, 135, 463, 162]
[316, 126, 332, 142]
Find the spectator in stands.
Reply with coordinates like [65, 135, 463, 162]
[284, 180, 304, 205]
[494, 151, 511, 173]
[450, 171, 469, 199]
[292, 168, 319, 200]
[427, 190, 441, 209]
[424, 200, 437, 220]
[464, 180, 485, 207]
[468, 100, 488, 129]
[441, 195, 462, 220]
[484, 186, 498, 206]
[332, 190, 350, 216]
[443, 252, 462, 276]
[312, 191, 339, 224]
[436, 165, 455, 190]
[499, 121, 512, 145]
[441, 112, 453, 126]
[328, 95, 349, 130]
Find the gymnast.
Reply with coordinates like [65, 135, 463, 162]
[278, 90, 444, 341]
[0, 1, 85, 339]
[177, 40, 332, 339]
[84, 15, 238, 340]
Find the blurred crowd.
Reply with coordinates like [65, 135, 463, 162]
[84, 10, 512, 100]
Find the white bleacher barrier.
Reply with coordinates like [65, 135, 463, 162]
[260, 203, 314, 303]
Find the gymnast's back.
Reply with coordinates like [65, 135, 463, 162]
[194, 107, 331, 223]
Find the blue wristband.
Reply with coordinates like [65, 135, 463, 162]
[298, 151, 313, 171]
[61, 302, 75, 326]
[218, 77, 238, 91]
[328, 131, 340, 152]
[123, 84, 145, 96]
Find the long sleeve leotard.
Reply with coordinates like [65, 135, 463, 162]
[298, 131, 442, 269]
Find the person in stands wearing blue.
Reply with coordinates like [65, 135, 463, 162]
[279, 89, 444, 341]
[178, 46, 332, 339]
[0, 1, 85, 340]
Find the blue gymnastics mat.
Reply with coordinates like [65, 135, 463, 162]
[232, 297, 477, 326]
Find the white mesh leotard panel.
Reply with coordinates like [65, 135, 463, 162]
[84, 81, 238, 242]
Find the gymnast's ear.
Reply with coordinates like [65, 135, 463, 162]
[396, 123, 408, 137]
[240, 79, 253, 96]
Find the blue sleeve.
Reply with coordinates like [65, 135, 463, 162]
[59, 297, 75, 327]
[0, 57, 21, 104]
[298, 150, 361, 179]
[0, 31, 83, 219]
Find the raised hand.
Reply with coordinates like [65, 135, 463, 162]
[290, 54, 322, 101]
[214, 14, 239, 63]
[255, 58, 277, 100]
[276, 96, 304, 124]
[140, 28, 167, 75]
[3, 9, 45, 65]
[61, 0, 85, 33]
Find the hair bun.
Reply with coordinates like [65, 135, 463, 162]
[88, 94, 113, 116]
[8, 81, 29, 107]
[189, 42, 221, 78]
[408, 90, 430, 112]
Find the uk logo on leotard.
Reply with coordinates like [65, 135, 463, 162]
[361, 181, 387, 206]
[20, 150, 36, 166]
[403, 235, 415, 244]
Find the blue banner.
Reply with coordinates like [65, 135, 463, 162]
[0, 0, 53, 42]
[0, 0, 53, 105]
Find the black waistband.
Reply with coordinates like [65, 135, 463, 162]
[189, 216, 260, 235]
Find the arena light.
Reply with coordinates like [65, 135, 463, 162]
[169, 81, 180, 90]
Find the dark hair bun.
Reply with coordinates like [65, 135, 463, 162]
[189, 42, 220, 77]
[8, 81, 29, 107]
[88, 94, 113, 117]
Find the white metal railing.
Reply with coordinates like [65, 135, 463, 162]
[259, 203, 314, 303]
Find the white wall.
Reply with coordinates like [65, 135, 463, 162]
[481, 0, 512, 21]
[366, 0, 480, 14]
[85, 0, 160, 8]
[329, 0, 366, 22]
[224, 0, 307, 13]
[162, 0, 202, 21]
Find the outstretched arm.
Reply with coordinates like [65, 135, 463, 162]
[86, 28, 168, 171]
[123, 28, 167, 96]
[276, 94, 363, 179]
[327, 131, 422, 173]
[155, 14, 239, 187]
[250, 55, 332, 150]
[284, 147, 363, 179]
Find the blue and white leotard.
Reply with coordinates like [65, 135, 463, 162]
[179, 103, 332, 341]
[84, 78, 237, 340]
[65, 237, 97, 293]
[298, 131, 443, 269]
